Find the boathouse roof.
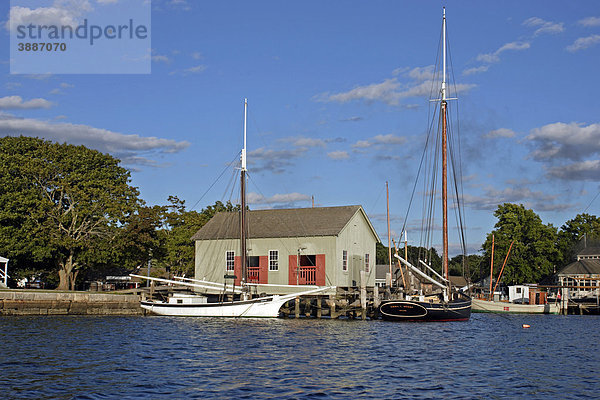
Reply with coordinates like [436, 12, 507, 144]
[557, 259, 600, 276]
[576, 246, 600, 258]
[191, 205, 380, 241]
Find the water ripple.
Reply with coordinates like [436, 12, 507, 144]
[1, 314, 599, 399]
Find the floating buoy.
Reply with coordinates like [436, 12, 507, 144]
[522, 324, 531, 329]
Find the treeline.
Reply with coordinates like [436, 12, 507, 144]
[376, 203, 600, 284]
[2, 136, 599, 290]
[0, 136, 238, 290]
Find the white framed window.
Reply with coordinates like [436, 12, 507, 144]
[342, 250, 348, 271]
[269, 250, 279, 271]
[365, 253, 370, 273]
[226, 251, 235, 271]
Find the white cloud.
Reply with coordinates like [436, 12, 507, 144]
[291, 137, 327, 147]
[578, 17, 600, 27]
[6, 1, 93, 32]
[527, 122, 600, 182]
[0, 96, 53, 109]
[485, 128, 516, 138]
[527, 122, 600, 161]
[247, 192, 311, 205]
[340, 116, 363, 122]
[316, 78, 401, 105]
[352, 134, 405, 149]
[152, 54, 170, 63]
[523, 17, 565, 36]
[407, 66, 435, 82]
[372, 134, 405, 145]
[464, 186, 570, 212]
[475, 41, 531, 64]
[463, 65, 489, 76]
[248, 147, 305, 174]
[315, 67, 474, 106]
[327, 151, 349, 160]
[566, 34, 600, 52]
[191, 52, 203, 60]
[547, 160, 600, 181]
[169, 64, 207, 76]
[0, 114, 189, 166]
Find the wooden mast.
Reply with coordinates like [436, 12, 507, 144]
[441, 8, 449, 292]
[489, 233, 494, 300]
[240, 98, 248, 298]
[387, 181, 392, 282]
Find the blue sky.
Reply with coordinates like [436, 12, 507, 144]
[2, 0, 600, 255]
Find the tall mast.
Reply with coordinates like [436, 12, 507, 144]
[386, 181, 392, 281]
[441, 8, 449, 286]
[240, 98, 248, 292]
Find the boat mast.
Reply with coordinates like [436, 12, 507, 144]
[241, 98, 248, 294]
[387, 181, 392, 283]
[441, 8, 449, 288]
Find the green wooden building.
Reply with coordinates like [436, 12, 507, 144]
[191, 205, 380, 294]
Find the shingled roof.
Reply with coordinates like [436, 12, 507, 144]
[577, 247, 600, 257]
[191, 205, 378, 240]
[557, 259, 600, 275]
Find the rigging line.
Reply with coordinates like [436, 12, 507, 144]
[419, 102, 440, 263]
[447, 104, 468, 260]
[445, 37, 470, 269]
[583, 189, 600, 213]
[245, 172, 301, 252]
[247, 105, 312, 242]
[190, 152, 242, 211]
[405, 98, 438, 248]
[368, 183, 386, 224]
[223, 164, 240, 205]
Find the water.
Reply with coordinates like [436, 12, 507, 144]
[1, 314, 598, 399]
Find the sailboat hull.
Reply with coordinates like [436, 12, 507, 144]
[472, 298, 559, 314]
[141, 297, 288, 318]
[379, 297, 471, 322]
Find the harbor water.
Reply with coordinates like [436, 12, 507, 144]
[1, 314, 599, 399]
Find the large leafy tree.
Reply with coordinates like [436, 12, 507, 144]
[162, 197, 238, 276]
[481, 203, 558, 285]
[0, 136, 141, 290]
[556, 213, 600, 266]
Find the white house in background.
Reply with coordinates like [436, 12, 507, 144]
[0, 256, 8, 288]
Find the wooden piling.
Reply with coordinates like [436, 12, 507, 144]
[316, 297, 322, 319]
[360, 271, 367, 320]
[294, 297, 300, 318]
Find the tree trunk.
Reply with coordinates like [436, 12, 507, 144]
[70, 270, 79, 291]
[57, 252, 75, 291]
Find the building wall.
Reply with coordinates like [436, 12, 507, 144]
[193, 208, 378, 293]
[335, 210, 377, 288]
[194, 236, 337, 289]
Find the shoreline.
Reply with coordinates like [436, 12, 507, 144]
[0, 289, 143, 316]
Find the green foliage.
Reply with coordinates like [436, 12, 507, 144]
[556, 213, 600, 266]
[0, 136, 141, 289]
[449, 253, 483, 282]
[481, 203, 558, 285]
[162, 196, 238, 276]
[376, 242, 442, 273]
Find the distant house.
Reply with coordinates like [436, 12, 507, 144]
[556, 247, 600, 300]
[375, 264, 389, 287]
[191, 205, 380, 294]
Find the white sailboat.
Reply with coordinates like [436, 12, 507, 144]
[134, 99, 332, 317]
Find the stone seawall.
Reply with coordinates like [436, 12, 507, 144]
[0, 290, 143, 316]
